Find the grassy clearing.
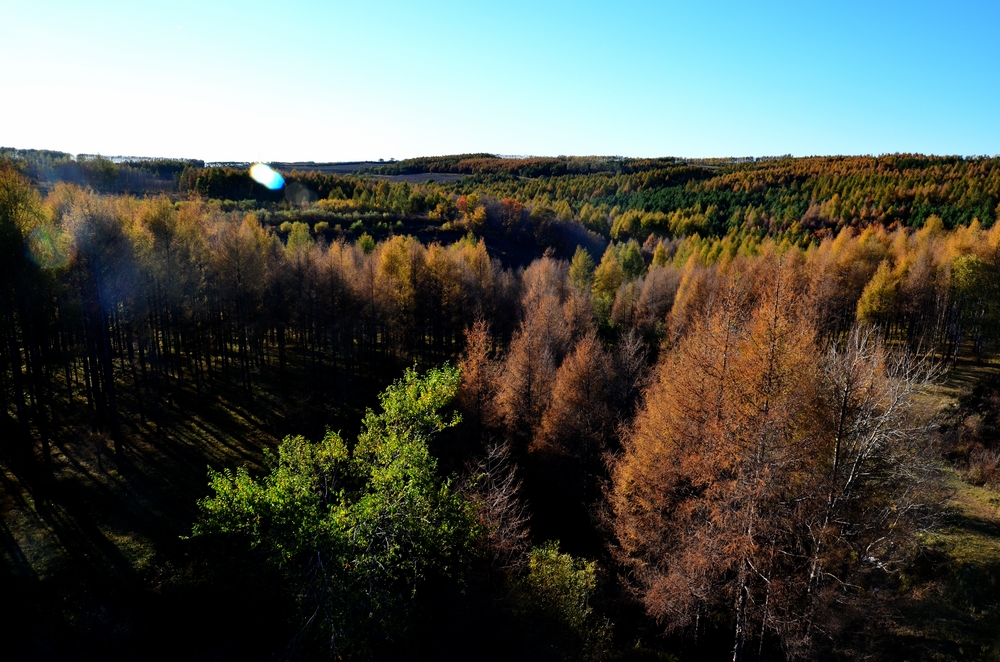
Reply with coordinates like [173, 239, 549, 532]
[880, 360, 1000, 661]
[887, 467, 1000, 662]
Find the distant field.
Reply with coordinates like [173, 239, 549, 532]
[367, 172, 466, 184]
[271, 161, 466, 184]
[271, 161, 381, 174]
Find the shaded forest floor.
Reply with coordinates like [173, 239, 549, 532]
[3, 357, 1000, 660]
[0, 359, 395, 660]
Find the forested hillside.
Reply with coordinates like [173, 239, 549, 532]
[2, 152, 1000, 660]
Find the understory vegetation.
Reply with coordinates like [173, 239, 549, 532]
[3, 151, 1000, 660]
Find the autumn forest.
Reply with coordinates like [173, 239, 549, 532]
[3, 149, 1000, 661]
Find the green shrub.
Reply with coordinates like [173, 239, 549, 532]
[358, 232, 376, 254]
[511, 542, 610, 660]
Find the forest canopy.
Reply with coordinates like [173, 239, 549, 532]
[2, 149, 1000, 661]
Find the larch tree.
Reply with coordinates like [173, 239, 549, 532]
[569, 245, 596, 291]
[65, 192, 142, 460]
[0, 163, 48, 461]
[808, 325, 937, 588]
[633, 264, 681, 341]
[456, 319, 499, 436]
[520, 256, 573, 360]
[494, 324, 556, 448]
[610, 258, 934, 660]
[592, 244, 624, 301]
[208, 212, 270, 390]
[667, 255, 713, 344]
[494, 257, 579, 446]
[612, 328, 649, 418]
[856, 260, 901, 329]
[535, 332, 614, 477]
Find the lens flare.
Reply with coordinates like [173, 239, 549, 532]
[250, 163, 285, 190]
[27, 226, 74, 270]
[285, 181, 317, 205]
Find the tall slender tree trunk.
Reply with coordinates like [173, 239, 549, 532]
[99, 312, 125, 461]
[5, 319, 31, 449]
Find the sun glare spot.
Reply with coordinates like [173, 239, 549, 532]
[250, 163, 285, 190]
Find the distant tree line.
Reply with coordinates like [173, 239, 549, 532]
[8, 149, 999, 243]
[1, 147, 203, 194]
[447, 154, 1000, 236]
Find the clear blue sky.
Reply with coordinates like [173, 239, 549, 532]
[3, 1, 998, 162]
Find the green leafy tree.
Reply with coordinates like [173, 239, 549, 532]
[195, 365, 474, 656]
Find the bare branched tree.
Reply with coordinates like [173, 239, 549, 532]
[785, 325, 942, 654]
[463, 441, 532, 575]
[613, 328, 649, 420]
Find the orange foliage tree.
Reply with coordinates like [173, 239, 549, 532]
[610, 258, 934, 660]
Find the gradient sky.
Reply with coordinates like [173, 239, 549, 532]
[3, 1, 999, 162]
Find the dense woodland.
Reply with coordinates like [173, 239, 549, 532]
[3, 150, 1000, 660]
